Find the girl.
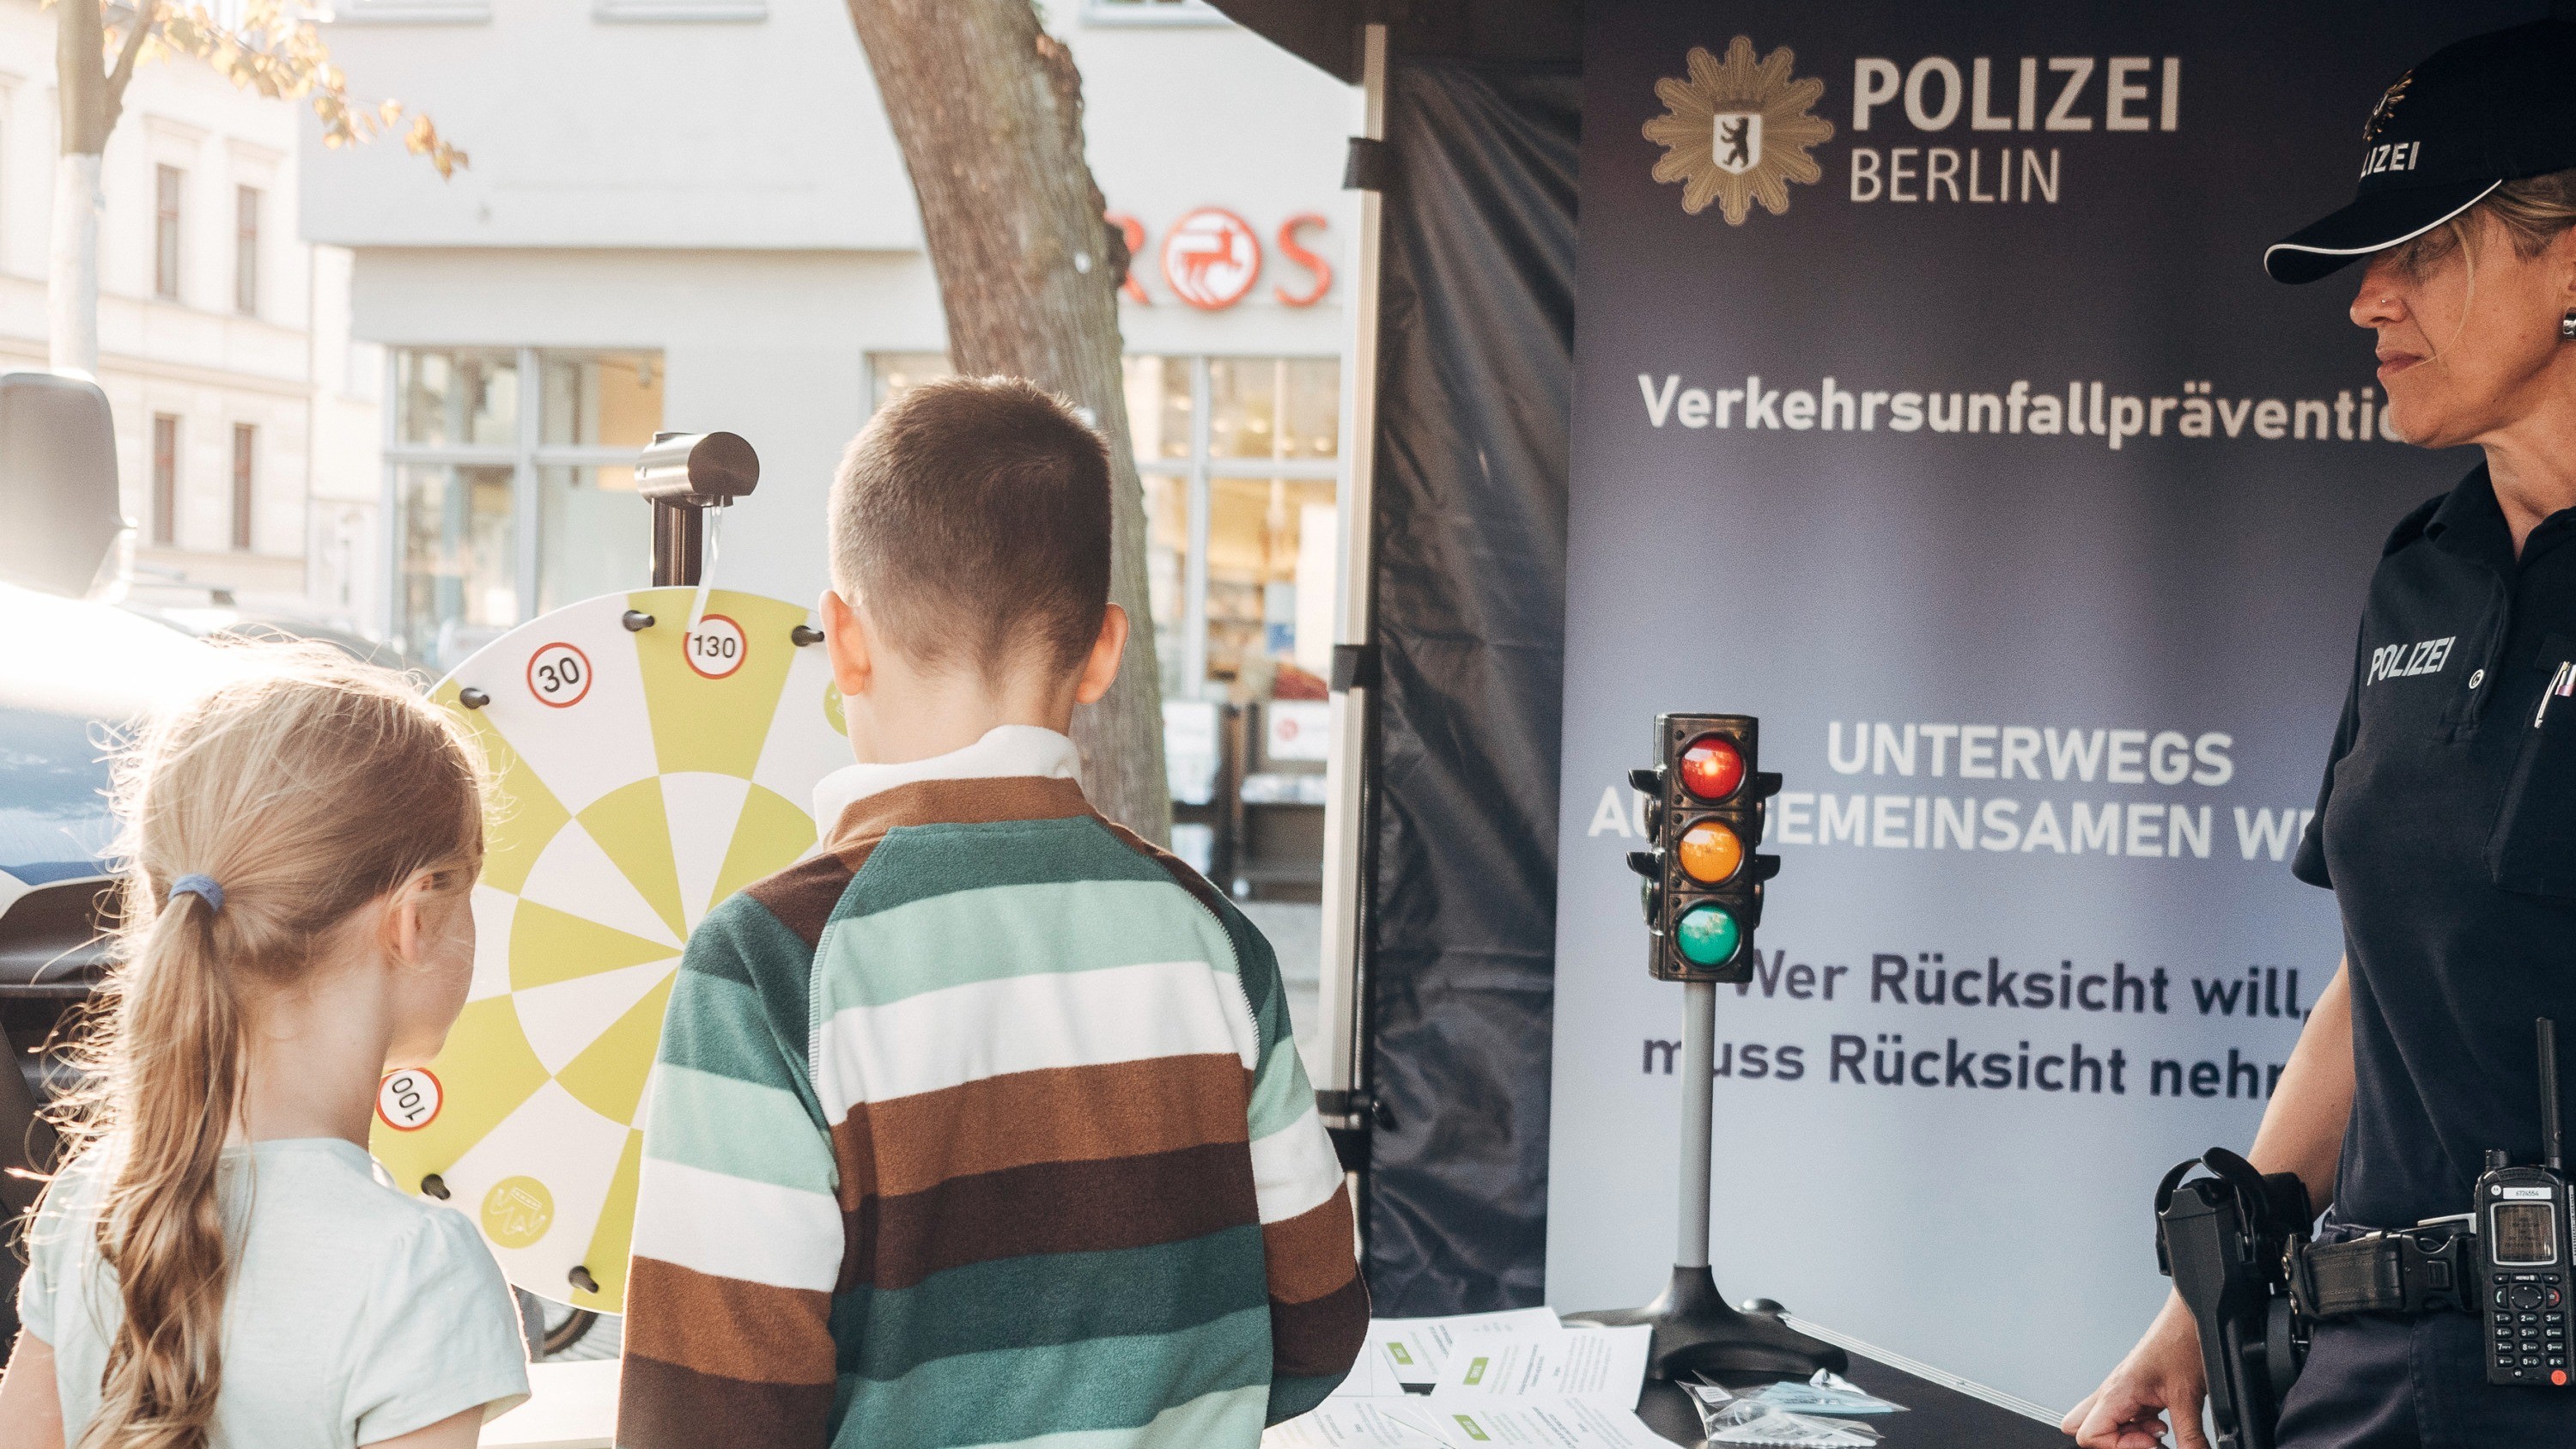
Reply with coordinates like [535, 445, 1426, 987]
[0, 648, 529, 1448]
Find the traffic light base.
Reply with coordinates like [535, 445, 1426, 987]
[1565, 1265, 1848, 1382]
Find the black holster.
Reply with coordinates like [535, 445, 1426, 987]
[2157, 1150, 2315, 1449]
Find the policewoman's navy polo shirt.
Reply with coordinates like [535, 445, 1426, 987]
[2298, 466, 2576, 1231]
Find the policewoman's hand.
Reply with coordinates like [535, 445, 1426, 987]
[2064, 1291, 2208, 1449]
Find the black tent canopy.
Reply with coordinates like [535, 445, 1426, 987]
[1206, 0, 1579, 82]
[1203, 0, 1583, 1313]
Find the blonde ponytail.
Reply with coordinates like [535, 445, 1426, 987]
[44, 644, 488, 1449]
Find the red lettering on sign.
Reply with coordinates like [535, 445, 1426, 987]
[1275, 214, 1333, 307]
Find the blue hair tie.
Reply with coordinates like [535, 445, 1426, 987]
[168, 874, 226, 914]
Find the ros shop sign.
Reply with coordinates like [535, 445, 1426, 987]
[1109, 207, 1334, 311]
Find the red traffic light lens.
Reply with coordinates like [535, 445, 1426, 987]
[1678, 819, 1745, 884]
[1679, 734, 1745, 801]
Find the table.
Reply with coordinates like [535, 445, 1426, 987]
[477, 1319, 2080, 1449]
[1628, 1318, 2075, 1447]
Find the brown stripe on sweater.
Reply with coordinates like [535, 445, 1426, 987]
[1270, 1271, 1374, 1380]
[617, 1352, 834, 1449]
[840, 1140, 1261, 1293]
[622, 1257, 836, 1385]
[829, 1053, 1251, 1203]
[1261, 1186, 1362, 1306]
[741, 849, 866, 949]
[826, 775, 1094, 855]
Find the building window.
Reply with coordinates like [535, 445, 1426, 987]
[1082, 0, 1231, 25]
[150, 414, 179, 546]
[329, 0, 496, 23]
[387, 347, 665, 666]
[154, 166, 183, 301]
[230, 423, 256, 551]
[235, 186, 259, 315]
[592, 0, 768, 20]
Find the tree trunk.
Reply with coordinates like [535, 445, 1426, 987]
[844, 0, 1172, 847]
[52, 2, 107, 374]
[53, 2, 148, 376]
[49, 155, 100, 374]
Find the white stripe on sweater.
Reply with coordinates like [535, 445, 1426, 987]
[811, 959, 1260, 1118]
[629, 1154, 842, 1292]
[1249, 1105, 1344, 1226]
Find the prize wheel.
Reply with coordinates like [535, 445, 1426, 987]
[371, 588, 850, 1313]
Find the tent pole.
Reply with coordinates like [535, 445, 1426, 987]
[1316, 21, 1389, 1209]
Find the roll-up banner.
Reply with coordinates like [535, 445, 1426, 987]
[1549, 0, 2528, 1409]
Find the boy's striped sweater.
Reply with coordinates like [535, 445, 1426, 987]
[618, 746, 1367, 1449]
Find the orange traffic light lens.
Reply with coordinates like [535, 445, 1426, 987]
[1678, 819, 1744, 883]
[1679, 734, 1745, 801]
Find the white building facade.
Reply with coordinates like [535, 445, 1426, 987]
[301, 0, 1360, 705]
[0, 0, 380, 623]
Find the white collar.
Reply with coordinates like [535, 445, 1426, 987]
[810, 725, 1080, 836]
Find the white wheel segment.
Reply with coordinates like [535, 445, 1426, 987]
[372, 588, 847, 1313]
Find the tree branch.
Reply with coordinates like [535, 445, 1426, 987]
[100, 2, 156, 137]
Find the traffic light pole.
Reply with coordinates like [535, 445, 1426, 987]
[1675, 981, 1717, 1272]
[1568, 981, 1846, 1382]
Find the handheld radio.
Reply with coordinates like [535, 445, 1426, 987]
[2477, 1018, 2574, 1386]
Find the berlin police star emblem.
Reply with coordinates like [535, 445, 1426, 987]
[1645, 37, 1835, 225]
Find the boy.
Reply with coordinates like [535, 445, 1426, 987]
[618, 376, 1368, 1448]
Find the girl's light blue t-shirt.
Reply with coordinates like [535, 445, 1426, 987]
[20, 1138, 531, 1448]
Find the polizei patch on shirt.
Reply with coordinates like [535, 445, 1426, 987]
[2366, 635, 2455, 685]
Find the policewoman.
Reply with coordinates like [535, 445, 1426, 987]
[2069, 18, 2576, 1449]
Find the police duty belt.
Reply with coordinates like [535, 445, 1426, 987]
[2291, 1218, 2480, 1320]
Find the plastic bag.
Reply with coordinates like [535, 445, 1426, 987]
[1742, 1370, 1908, 1417]
[1691, 1394, 1883, 1446]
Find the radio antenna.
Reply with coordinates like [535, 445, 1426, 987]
[2542, 1018, 2564, 1174]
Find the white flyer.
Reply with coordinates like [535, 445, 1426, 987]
[1328, 1340, 1407, 1398]
[1413, 1397, 1672, 1448]
[1264, 1400, 1452, 1447]
[1430, 1325, 1654, 1408]
[1367, 1307, 1564, 1388]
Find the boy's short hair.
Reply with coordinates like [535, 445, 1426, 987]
[829, 374, 1113, 679]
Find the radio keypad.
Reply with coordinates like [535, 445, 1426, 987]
[2493, 1271, 2569, 1380]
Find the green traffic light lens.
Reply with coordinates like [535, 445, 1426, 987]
[1674, 902, 1741, 967]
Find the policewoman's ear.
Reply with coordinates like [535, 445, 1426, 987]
[818, 588, 875, 699]
[2555, 227, 2576, 340]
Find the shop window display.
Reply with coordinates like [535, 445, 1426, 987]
[386, 348, 664, 667]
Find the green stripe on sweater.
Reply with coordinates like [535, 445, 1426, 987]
[643, 1062, 837, 1195]
[832, 1226, 1268, 1382]
[844, 818, 1167, 919]
[831, 1309, 1271, 1449]
[1242, 1042, 1313, 1144]
[816, 880, 1238, 1012]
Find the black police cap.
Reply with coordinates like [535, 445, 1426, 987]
[2266, 17, 2576, 284]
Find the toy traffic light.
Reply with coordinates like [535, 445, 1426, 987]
[1625, 714, 1780, 983]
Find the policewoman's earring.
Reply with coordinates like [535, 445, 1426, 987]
[2563, 307, 2576, 341]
